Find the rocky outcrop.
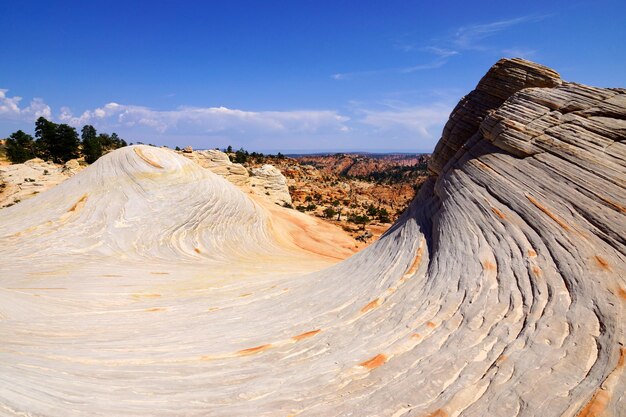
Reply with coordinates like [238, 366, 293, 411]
[249, 164, 292, 206]
[0, 158, 82, 208]
[417, 58, 625, 416]
[182, 149, 293, 206]
[430, 58, 562, 174]
[183, 149, 250, 185]
[0, 60, 623, 417]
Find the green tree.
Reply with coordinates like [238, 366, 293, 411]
[5, 130, 36, 163]
[54, 124, 80, 163]
[234, 148, 248, 163]
[323, 207, 337, 219]
[81, 125, 102, 164]
[98, 133, 111, 148]
[34, 116, 57, 160]
[34, 117, 80, 163]
[378, 208, 390, 223]
[110, 132, 127, 147]
[348, 214, 370, 230]
[367, 204, 378, 217]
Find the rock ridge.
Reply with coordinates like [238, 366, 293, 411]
[430, 58, 562, 174]
[0, 59, 623, 416]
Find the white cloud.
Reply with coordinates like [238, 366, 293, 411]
[357, 102, 452, 138]
[58, 103, 350, 136]
[0, 89, 52, 121]
[1, 89, 452, 151]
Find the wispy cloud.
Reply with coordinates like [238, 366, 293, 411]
[355, 101, 452, 138]
[333, 14, 549, 81]
[332, 58, 447, 80]
[421, 46, 459, 59]
[452, 15, 550, 50]
[0, 89, 52, 122]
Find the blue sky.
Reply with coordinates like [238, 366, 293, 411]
[1, 1, 624, 153]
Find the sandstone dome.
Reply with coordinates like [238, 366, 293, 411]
[0, 59, 624, 416]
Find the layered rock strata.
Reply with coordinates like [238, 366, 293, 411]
[0, 59, 623, 416]
[249, 164, 293, 206]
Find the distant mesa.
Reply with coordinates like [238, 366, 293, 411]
[0, 58, 624, 416]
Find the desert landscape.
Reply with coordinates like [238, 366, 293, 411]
[1, 57, 624, 416]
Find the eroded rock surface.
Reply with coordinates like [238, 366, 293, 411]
[430, 58, 562, 174]
[183, 149, 250, 185]
[0, 59, 624, 416]
[249, 164, 292, 206]
[0, 158, 82, 208]
[183, 149, 293, 206]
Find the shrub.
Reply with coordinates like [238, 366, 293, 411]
[323, 207, 337, 218]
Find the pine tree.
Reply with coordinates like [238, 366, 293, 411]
[81, 125, 102, 164]
[5, 130, 36, 163]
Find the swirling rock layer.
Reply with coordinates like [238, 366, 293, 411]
[0, 59, 624, 416]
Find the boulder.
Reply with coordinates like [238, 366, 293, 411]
[249, 164, 293, 206]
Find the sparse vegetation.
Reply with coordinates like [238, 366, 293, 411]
[4, 118, 127, 164]
[323, 207, 337, 219]
[5, 130, 37, 163]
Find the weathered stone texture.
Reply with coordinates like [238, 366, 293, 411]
[0, 59, 623, 416]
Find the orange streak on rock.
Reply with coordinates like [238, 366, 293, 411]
[577, 390, 609, 417]
[531, 265, 542, 278]
[67, 194, 88, 213]
[526, 195, 571, 231]
[481, 260, 497, 271]
[360, 298, 381, 313]
[194, 248, 201, 254]
[599, 196, 626, 213]
[475, 160, 494, 172]
[426, 321, 437, 328]
[292, 329, 321, 341]
[527, 249, 537, 257]
[145, 307, 166, 312]
[411, 333, 421, 340]
[239, 293, 252, 298]
[359, 353, 387, 369]
[424, 409, 448, 417]
[132, 293, 161, 300]
[491, 207, 506, 219]
[618, 348, 625, 369]
[496, 355, 507, 365]
[134, 147, 163, 168]
[593, 256, 611, 271]
[237, 344, 272, 356]
[404, 244, 424, 278]
[617, 287, 626, 301]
